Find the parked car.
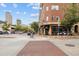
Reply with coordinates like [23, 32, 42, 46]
[0, 31, 3, 34]
[63, 31, 67, 35]
[57, 31, 67, 35]
[11, 31, 15, 34]
[27, 32, 31, 35]
[3, 31, 9, 34]
[15, 31, 23, 34]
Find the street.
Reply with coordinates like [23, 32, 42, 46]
[0, 34, 79, 56]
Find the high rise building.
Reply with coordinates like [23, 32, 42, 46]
[5, 12, 12, 25]
[16, 19, 21, 25]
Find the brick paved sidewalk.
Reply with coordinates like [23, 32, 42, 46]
[17, 41, 67, 56]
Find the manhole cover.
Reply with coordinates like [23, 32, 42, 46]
[65, 44, 75, 47]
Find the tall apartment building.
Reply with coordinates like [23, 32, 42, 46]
[5, 12, 12, 25]
[16, 19, 21, 25]
[5, 12, 13, 32]
[39, 3, 79, 35]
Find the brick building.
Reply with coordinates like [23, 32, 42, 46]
[39, 3, 79, 35]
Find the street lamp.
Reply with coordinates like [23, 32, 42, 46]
[57, 16, 60, 35]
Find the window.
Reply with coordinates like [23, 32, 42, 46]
[46, 7, 49, 11]
[46, 16, 49, 21]
[51, 5, 59, 10]
[42, 6, 45, 10]
[52, 16, 54, 20]
[56, 16, 60, 21]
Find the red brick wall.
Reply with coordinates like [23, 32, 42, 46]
[40, 3, 70, 25]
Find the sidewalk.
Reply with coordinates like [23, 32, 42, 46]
[49, 39, 79, 56]
[45, 35, 79, 40]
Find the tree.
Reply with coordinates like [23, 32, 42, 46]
[15, 25, 21, 31]
[30, 22, 39, 33]
[2, 23, 10, 32]
[20, 26, 29, 32]
[61, 3, 79, 33]
[15, 24, 32, 32]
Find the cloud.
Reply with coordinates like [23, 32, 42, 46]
[32, 6, 40, 9]
[27, 3, 40, 10]
[16, 11, 20, 14]
[0, 3, 7, 7]
[23, 12, 26, 15]
[31, 13, 39, 17]
[26, 3, 34, 7]
[4, 10, 12, 12]
[13, 3, 18, 8]
[32, 4, 40, 10]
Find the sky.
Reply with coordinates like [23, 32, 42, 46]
[0, 3, 40, 25]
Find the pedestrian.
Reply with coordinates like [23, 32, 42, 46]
[30, 31, 34, 38]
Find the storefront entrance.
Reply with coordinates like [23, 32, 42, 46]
[44, 25, 49, 35]
[74, 25, 78, 33]
[40, 25, 67, 35]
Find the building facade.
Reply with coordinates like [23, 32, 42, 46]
[39, 3, 79, 35]
[5, 12, 12, 25]
[71, 22, 79, 35]
[16, 19, 21, 25]
[5, 12, 13, 33]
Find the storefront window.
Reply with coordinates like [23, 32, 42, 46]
[56, 16, 60, 21]
[52, 16, 54, 20]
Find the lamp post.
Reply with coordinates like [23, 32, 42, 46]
[57, 16, 60, 36]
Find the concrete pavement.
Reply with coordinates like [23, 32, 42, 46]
[0, 34, 79, 56]
[49, 39, 79, 56]
[0, 34, 29, 56]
